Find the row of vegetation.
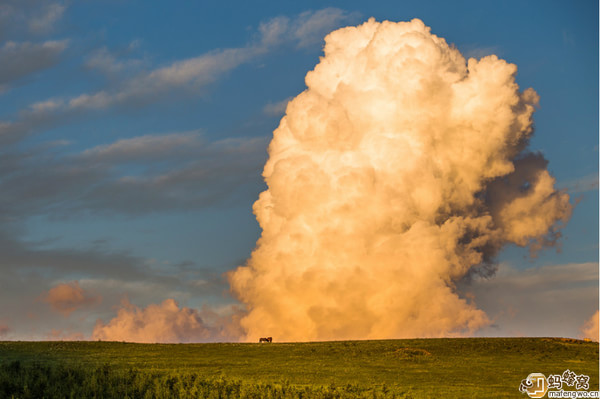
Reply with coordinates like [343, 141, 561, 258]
[0, 361, 402, 399]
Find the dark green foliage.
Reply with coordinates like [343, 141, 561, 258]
[0, 338, 597, 398]
[0, 362, 397, 398]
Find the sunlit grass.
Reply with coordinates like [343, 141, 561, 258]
[0, 338, 597, 398]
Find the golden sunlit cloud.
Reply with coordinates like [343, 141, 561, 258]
[92, 299, 243, 343]
[580, 311, 599, 342]
[228, 18, 572, 342]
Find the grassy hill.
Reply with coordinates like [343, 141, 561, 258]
[0, 338, 597, 398]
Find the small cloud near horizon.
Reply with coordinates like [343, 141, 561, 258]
[42, 281, 102, 317]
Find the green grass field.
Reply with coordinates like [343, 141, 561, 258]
[0, 338, 597, 398]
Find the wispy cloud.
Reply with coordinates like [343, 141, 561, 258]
[0, 8, 355, 145]
[0, 6, 357, 341]
[292, 8, 360, 48]
[0, 229, 149, 279]
[561, 172, 599, 194]
[77, 140, 267, 214]
[84, 46, 145, 78]
[0, 40, 68, 90]
[28, 3, 65, 34]
[80, 132, 202, 163]
[0, 132, 267, 216]
[67, 46, 261, 112]
[263, 97, 293, 116]
[0, 1, 66, 40]
[257, 8, 360, 49]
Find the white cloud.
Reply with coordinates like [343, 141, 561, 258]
[228, 18, 572, 342]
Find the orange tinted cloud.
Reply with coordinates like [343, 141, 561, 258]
[228, 18, 572, 342]
[580, 311, 599, 342]
[92, 299, 240, 343]
[43, 281, 101, 316]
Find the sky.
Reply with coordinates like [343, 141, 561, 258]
[0, 0, 597, 342]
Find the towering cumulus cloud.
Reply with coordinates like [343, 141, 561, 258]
[228, 18, 572, 341]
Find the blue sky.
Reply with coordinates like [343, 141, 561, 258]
[0, 0, 597, 341]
